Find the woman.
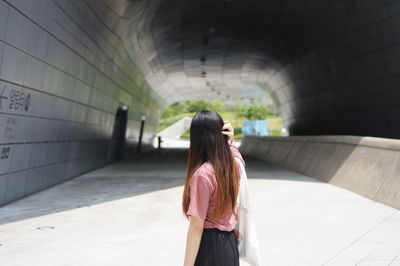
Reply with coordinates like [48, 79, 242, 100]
[182, 110, 245, 266]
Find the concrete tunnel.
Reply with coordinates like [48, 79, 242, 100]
[1, 0, 400, 210]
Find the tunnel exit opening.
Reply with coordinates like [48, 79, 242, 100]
[155, 98, 284, 149]
[107, 105, 129, 161]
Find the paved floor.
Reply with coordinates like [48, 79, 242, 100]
[0, 148, 400, 266]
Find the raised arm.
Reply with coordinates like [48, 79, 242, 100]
[229, 141, 245, 168]
[221, 120, 246, 168]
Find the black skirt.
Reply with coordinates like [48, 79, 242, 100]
[195, 228, 240, 266]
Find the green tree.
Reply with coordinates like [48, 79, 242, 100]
[211, 99, 225, 113]
[247, 105, 270, 119]
[161, 102, 185, 119]
[236, 105, 250, 118]
[185, 100, 212, 112]
[235, 105, 271, 120]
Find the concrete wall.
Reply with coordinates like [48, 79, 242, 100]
[131, 0, 400, 139]
[240, 135, 400, 210]
[0, 0, 163, 206]
[257, 1, 400, 139]
[3, 0, 400, 207]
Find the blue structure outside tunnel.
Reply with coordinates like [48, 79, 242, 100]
[243, 120, 270, 136]
[1, 0, 400, 206]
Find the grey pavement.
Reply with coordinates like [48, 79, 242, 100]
[0, 149, 399, 266]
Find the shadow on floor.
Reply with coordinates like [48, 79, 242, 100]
[0, 148, 320, 225]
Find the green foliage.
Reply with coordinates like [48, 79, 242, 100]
[236, 105, 250, 119]
[211, 99, 225, 113]
[235, 105, 271, 120]
[161, 102, 185, 119]
[162, 99, 226, 118]
[158, 99, 283, 138]
[185, 100, 211, 112]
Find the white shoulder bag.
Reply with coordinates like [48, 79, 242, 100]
[234, 157, 262, 266]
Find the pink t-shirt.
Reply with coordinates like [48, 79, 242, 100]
[186, 142, 245, 231]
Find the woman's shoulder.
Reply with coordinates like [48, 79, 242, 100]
[192, 162, 215, 186]
[194, 161, 213, 173]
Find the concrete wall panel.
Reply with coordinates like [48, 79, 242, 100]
[4, 170, 28, 203]
[0, 0, 162, 206]
[0, 174, 9, 206]
[241, 136, 400, 210]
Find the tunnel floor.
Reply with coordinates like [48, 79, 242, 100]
[0, 149, 399, 266]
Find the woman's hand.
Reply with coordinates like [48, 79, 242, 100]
[221, 120, 234, 145]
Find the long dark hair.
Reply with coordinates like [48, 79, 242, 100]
[182, 110, 240, 220]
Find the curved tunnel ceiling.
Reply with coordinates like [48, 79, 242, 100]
[95, 0, 400, 138]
